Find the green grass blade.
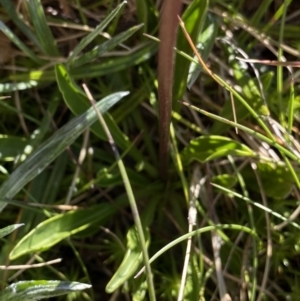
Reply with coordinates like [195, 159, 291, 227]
[187, 14, 218, 89]
[0, 21, 43, 64]
[71, 24, 144, 67]
[287, 79, 295, 134]
[67, 1, 127, 64]
[277, 0, 289, 126]
[136, 0, 148, 32]
[0, 224, 24, 239]
[9, 42, 157, 82]
[0, 91, 129, 212]
[136, 224, 257, 276]
[212, 184, 300, 230]
[0, 0, 41, 49]
[84, 86, 156, 301]
[26, 0, 59, 56]
[173, 0, 208, 107]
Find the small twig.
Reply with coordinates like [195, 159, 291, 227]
[13, 57, 29, 136]
[274, 188, 300, 230]
[251, 162, 272, 301]
[177, 165, 200, 301]
[100, 226, 126, 253]
[65, 129, 90, 204]
[229, 91, 238, 134]
[1, 258, 62, 270]
[236, 57, 300, 68]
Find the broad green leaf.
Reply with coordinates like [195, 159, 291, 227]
[0, 91, 129, 213]
[187, 14, 218, 89]
[0, 135, 28, 161]
[10, 197, 127, 260]
[105, 198, 156, 293]
[26, 0, 59, 56]
[0, 280, 91, 300]
[0, 224, 24, 239]
[211, 174, 237, 189]
[106, 227, 150, 293]
[181, 135, 255, 164]
[0, 21, 43, 64]
[173, 0, 208, 107]
[67, 1, 126, 63]
[72, 24, 144, 68]
[55, 64, 157, 177]
[55, 63, 132, 143]
[241, 161, 300, 199]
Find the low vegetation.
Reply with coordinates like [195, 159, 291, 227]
[0, 0, 300, 300]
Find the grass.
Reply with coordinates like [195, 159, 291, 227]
[0, 0, 300, 300]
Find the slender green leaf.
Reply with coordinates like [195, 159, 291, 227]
[173, 0, 208, 107]
[187, 14, 218, 89]
[70, 42, 157, 79]
[211, 44, 266, 134]
[0, 0, 40, 47]
[0, 280, 91, 301]
[0, 224, 24, 239]
[136, 224, 257, 276]
[67, 1, 127, 63]
[71, 24, 144, 67]
[0, 21, 43, 64]
[26, 0, 59, 56]
[136, 0, 148, 32]
[9, 42, 157, 82]
[213, 184, 300, 229]
[0, 91, 129, 212]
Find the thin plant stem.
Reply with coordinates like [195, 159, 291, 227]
[177, 166, 200, 301]
[135, 224, 257, 277]
[228, 156, 257, 300]
[65, 129, 89, 204]
[212, 184, 300, 230]
[277, 0, 289, 126]
[67, 239, 93, 301]
[82, 84, 156, 301]
[251, 162, 272, 301]
[180, 102, 300, 170]
[287, 78, 295, 134]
